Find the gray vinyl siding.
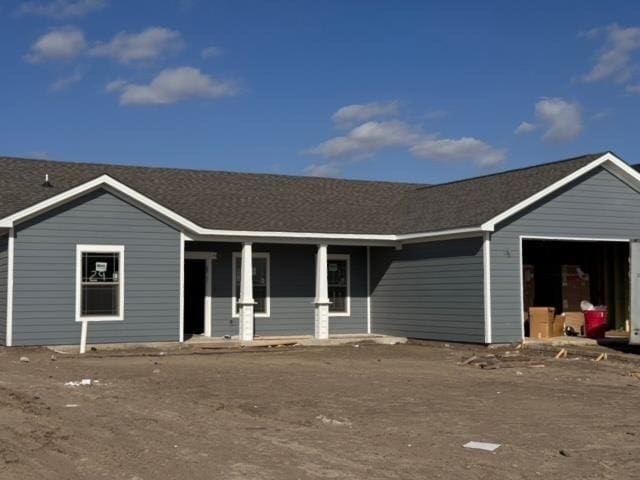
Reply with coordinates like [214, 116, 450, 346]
[491, 167, 640, 343]
[0, 235, 7, 345]
[370, 238, 485, 342]
[12, 189, 181, 346]
[187, 242, 368, 337]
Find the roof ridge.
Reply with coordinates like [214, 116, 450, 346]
[0, 156, 426, 189]
[412, 152, 609, 191]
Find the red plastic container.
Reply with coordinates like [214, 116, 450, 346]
[584, 309, 608, 339]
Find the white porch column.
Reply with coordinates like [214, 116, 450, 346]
[238, 242, 255, 341]
[314, 244, 331, 339]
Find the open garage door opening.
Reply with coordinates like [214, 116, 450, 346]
[522, 238, 630, 341]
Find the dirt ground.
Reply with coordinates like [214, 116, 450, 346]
[1, 341, 640, 480]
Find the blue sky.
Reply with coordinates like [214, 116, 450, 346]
[1, 0, 639, 184]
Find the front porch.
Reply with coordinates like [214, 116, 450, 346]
[182, 240, 376, 342]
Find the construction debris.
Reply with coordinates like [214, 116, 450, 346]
[555, 348, 568, 359]
[594, 353, 608, 362]
[316, 415, 353, 427]
[459, 353, 543, 370]
[65, 379, 94, 387]
[463, 441, 501, 452]
[19, 356, 30, 363]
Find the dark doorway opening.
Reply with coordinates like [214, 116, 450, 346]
[184, 259, 206, 337]
[522, 239, 630, 338]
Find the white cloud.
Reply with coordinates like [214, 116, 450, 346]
[104, 79, 126, 92]
[410, 137, 506, 167]
[17, 0, 107, 19]
[49, 70, 83, 91]
[582, 24, 640, 84]
[514, 121, 536, 135]
[106, 67, 238, 106]
[304, 162, 342, 177]
[534, 97, 583, 142]
[626, 83, 640, 93]
[90, 27, 184, 64]
[331, 101, 399, 127]
[202, 46, 224, 58]
[305, 121, 420, 158]
[306, 104, 507, 171]
[25, 27, 87, 63]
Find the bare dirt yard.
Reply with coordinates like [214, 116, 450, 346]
[1, 341, 640, 480]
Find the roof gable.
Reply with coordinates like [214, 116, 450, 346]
[0, 152, 635, 240]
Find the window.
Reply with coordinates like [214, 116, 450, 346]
[76, 245, 124, 321]
[232, 253, 270, 317]
[328, 255, 350, 315]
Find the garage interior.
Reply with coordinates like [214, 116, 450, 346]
[522, 239, 630, 339]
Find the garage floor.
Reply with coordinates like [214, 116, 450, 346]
[1, 342, 639, 479]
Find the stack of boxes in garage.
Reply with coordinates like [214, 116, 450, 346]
[559, 265, 589, 336]
[527, 264, 587, 339]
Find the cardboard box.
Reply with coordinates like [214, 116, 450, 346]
[563, 311, 585, 336]
[529, 307, 555, 339]
[553, 315, 565, 337]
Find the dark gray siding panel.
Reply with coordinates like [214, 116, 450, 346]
[0, 235, 7, 345]
[491, 167, 640, 343]
[371, 238, 484, 342]
[187, 242, 368, 337]
[12, 189, 180, 346]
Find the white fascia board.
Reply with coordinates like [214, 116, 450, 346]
[0, 173, 475, 244]
[0, 174, 205, 232]
[4, 153, 633, 244]
[481, 152, 634, 231]
[397, 226, 486, 243]
[0, 174, 398, 242]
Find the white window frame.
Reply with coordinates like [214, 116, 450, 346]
[76, 244, 125, 322]
[328, 254, 350, 317]
[231, 251, 270, 318]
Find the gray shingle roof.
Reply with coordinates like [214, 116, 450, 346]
[395, 152, 605, 234]
[0, 152, 609, 235]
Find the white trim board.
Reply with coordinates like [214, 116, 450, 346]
[0, 174, 399, 243]
[185, 251, 217, 337]
[75, 244, 125, 322]
[179, 233, 186, 342]
[481, 152, 640, 231]
[519, 235, 630, 243]
[0, 153, 638, 246]
[482, 232, 492, 344]
[5, 228, 14, 347]
[366, 246, 371, 334]
[0, 173, 482, 244]
[231, 251, 270, 318]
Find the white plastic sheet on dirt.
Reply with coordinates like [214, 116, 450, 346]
[64, 379, 93, 387]
[463, 441, 501, 452]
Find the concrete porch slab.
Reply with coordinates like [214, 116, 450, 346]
[47, 334, 407, 355]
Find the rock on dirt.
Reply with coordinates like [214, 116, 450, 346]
[316, 414, 353, 427]
[19, 356, 29, 363]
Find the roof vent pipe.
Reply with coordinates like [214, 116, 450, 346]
[42, 173, 52, 188]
